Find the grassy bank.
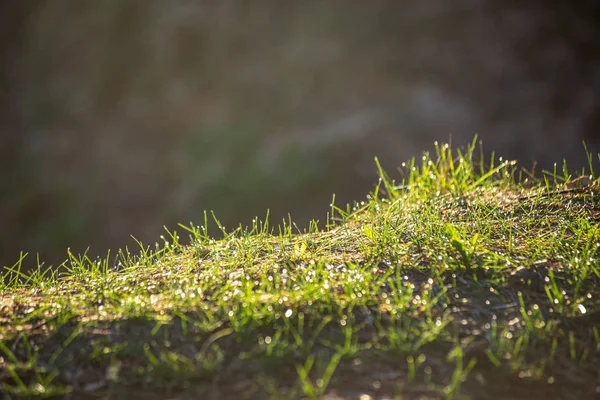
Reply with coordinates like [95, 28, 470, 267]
[1, 139, 600, 399]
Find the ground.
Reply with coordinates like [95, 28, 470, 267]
[1, 140, 600, 399]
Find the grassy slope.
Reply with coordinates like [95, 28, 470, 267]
[1, 140, 600, 399]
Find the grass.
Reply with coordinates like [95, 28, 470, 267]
[1, 138, 600, 399]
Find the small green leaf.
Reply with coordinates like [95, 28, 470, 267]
[363, 224, 376, 242]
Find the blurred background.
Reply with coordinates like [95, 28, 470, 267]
[1, 1, 599, 270]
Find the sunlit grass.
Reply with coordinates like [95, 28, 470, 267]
[1, 137, 599, 399]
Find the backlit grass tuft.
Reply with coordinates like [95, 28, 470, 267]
[1, 138, 600, 399]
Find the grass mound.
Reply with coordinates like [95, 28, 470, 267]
[1, 139, 600, 399]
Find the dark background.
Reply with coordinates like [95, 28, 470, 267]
[1, 1, 599, 270]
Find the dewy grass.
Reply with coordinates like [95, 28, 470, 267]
[1, 138, 600, 399]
